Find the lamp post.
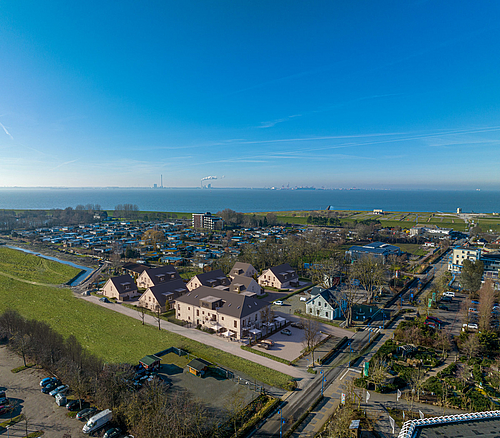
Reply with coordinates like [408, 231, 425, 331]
[320, 369, 324, 396]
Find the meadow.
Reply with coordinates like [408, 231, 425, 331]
[0, 247, 293, 390]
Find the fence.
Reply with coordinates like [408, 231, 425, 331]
[154, 346, 265, 393]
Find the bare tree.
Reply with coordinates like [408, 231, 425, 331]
[136, 305, 147, 325]
[302, 318, 322, 367]
[368, 357, 386, 391]
[409, 366, 426, 402]
[308, 253, 345, 289]
[462, 334, 480, 360]
[260, 307, 274, 334]
[479, 280, 495, 331]
[153, 304, 162, 330]
[349, 257, 385, 303]
[434, 330, 451, 357]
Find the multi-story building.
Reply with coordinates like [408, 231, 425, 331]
[258, 263, 299, 289]
[175, 286, 269, 339]
[186, 269, 230, 291]
[448, 246, 481, 273]
[192, 212, 224, 230]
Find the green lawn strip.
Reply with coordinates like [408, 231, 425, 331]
[241, 345, 292, 366]
[0, 277, 292, 390]
[0, 247, 80, 284]
[11, 364, 35, 373]
[293, 310, 356, 331]
[0, 414, 23, 429]
[394, 243, 428, 256]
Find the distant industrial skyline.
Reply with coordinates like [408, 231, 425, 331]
[0, 1, 499, 189]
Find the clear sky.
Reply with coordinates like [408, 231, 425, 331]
[1, 1, 499, 189]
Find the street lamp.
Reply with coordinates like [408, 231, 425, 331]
[320, 369, 324, 396]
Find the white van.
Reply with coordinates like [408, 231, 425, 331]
[443, 291, 455, 298]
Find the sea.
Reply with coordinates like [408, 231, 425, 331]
[0, 188, 499, 214]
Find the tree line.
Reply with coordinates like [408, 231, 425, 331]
[1, 205, 103, 232]
[0, 309, 215, 437]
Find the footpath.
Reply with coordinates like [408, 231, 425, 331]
[77, 294, 312, 382]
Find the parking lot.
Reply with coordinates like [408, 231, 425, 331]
[428, 291, 467, 336]
[155, 354, 256, 420]
[0, 345, 86, 437]
[251, 326, 328, 362]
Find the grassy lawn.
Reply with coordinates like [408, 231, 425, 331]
[395, 243, 427, 256]
[0, 247, 80, 284]
[0, 249, 293, 390]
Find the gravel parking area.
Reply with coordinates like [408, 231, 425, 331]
[252, 326, 327, 362]
[0, 345, 86, 438]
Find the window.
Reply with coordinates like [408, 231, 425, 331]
[234, 320, 238, 328]
[196, 309, 199, 316]
[188, 307, 190, 311]
[325, 312, 329, 318]
[177, 304, 180, 310]
[221, 316, 224, 321]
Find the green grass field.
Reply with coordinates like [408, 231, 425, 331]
[0, 247, 80, 284]
[394, 243, 427, 256]
[0, 247, 293, 390]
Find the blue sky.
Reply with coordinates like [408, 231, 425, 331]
[0, 1, 499, 189]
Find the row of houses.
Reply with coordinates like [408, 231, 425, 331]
[102, 262, 300, 339]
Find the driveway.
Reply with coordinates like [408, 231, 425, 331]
[252, 327, 328, 362]
[78, 295, 311, 381]
[0, 346, 86, 438]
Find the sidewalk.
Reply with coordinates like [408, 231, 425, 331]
[78, 295, 312, 381]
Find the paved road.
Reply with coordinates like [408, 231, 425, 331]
[77, 295, 312, 382]
[252, 328, 372, 437]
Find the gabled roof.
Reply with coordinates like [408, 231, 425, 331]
[122, 262, 151, 274]
[142, 265, 181, 284]
[176, 286, 268, 319]
[107, 274, 137, 294]
[145, 279, 188, 307]
[229, 275, 256, 293]
[266, 263, 298, 282]
[187, 358, 211, 372]
[192, 269, 230, 286]
[229, 262, 256, 277]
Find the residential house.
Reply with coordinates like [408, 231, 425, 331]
[258, 263, 299, 289]
[175, 286, 269, 339]
[305, 288, 345, 321]
[229, 275, 263, 296]
[186, 269, 231, 291]
[121, 262, 151, 280]
[102, 274, 140, 301]
[138, 279, 188, 312]
[229, 262, 257, 279]
[137, 265, 181, 289]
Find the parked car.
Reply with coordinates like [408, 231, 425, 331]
[103, 427, 122, 438]
[40, 377, 58, 387]
[55, 394, 68, 406]
[299, 296, 308, 302]
[427, 316, 443, 325]
[42, 381, 60, 394]
[0, 404, 13, 415]
[67, 399, 87, 411]
[469, 308, 478, 314]
[438, 305, 449, 311]
[49, 384, 69, 397]
[99, 297, 111, 303]
[291, 321, 304, 329]
[443, 291, 455, 297]
[273, 300, 284, 306]
[257, 342, 269, 350]
[281, 329, 292, 336]
[77, 407, 98, 421]
[463, 323, 479, 330]
[440, 296, 452, 303]
[424, 321, 437, 329]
